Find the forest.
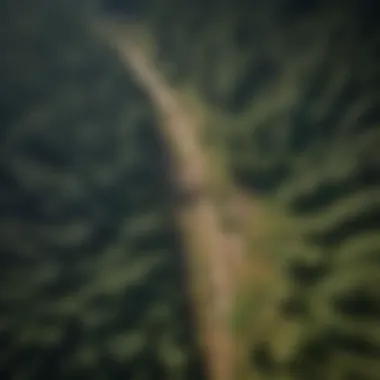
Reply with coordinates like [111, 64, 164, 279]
[0, 0, 379, 379]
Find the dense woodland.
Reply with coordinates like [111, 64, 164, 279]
[0, 1, 205, 379]
[138, 1, 380, 379]
[1, 0, 380, 379]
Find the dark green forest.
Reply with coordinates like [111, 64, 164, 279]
[0, 1, 205, 379]
[1, 0, 380, 379]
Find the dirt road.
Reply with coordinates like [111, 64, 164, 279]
[101, 23, 246, 380]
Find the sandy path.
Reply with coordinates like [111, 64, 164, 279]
[100, 23, 246, 380]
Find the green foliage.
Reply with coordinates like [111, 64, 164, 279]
[5, 0, 378, 378]
[139, 0, 380, 379]
[0, 1, 205, 379]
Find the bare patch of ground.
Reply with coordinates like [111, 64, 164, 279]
[98, 21, 275, 380]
